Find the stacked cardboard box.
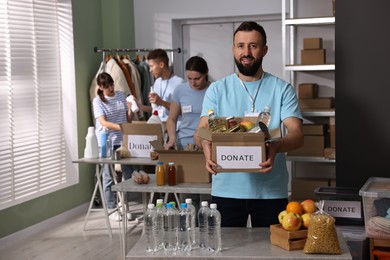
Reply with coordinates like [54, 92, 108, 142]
[289, 124, 326, 157]
[298, 83, 334, 109]
[301, 37, 326, 65]
[324, 116, 336, 160]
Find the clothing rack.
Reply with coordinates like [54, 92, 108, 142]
[94, 46, 181, 71]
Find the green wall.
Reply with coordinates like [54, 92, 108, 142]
[0, 0, 135, 239]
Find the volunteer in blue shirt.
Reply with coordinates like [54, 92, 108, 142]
[164, 56, 210, 150]
[194, 21, 304, 227]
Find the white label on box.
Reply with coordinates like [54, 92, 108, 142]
[126, 135, 157, 158]
[323, 200, 361, 219]
[216, 146, 262, 169]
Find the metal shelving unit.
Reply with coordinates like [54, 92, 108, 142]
[282, 0, 336, 183]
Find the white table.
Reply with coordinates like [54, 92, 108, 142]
[112, 175, 212, 260]
[72, 157, 157, 237]
[127, 227, 352, 260]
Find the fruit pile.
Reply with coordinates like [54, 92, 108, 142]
[278, 199, 318, 231]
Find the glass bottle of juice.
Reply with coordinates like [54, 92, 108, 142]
[167, 162, 177, 186]
[156, 161, 165, 186]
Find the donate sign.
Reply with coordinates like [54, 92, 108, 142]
[126, 134, 158, 158]
[216, 146, 262, 170]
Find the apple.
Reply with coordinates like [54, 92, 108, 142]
[239, 120, 254, 131]
[281, 212, 302, 231]
[278, 210, 288, 224]
[301, 213, 311, 228]
[301, 199, 317, 214]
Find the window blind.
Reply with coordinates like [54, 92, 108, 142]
[0, 0, 78, 210]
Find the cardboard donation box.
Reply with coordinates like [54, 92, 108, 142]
[270, 224, 307, 251]
[120, 122, 163, 158]
[197, 118, 281, 172]
[151, 141, 210, 183]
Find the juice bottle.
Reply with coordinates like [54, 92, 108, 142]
[156, 161, 165, 186]
[167, 162, 176, 186]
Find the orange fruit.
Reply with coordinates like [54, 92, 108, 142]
[286, 201, 303, 215]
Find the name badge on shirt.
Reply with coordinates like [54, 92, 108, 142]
[116, 101, 125, 110]
[244, 111, 260, 117]
[182, 105, 192, 114]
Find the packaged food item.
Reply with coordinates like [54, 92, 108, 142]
[303, 201, 342, 254]
[208, 109, 227, 133]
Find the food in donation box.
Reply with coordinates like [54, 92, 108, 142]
[207, 109, 272, 136]
[131, 170, 150, 184]
[303, 200, 342, 254]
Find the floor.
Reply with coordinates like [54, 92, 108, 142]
[0, 201, 145, 260]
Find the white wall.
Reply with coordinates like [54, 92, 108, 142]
[133, 0, 281, 49]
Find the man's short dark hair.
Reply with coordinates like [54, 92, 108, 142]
[234, 21, 267, 46]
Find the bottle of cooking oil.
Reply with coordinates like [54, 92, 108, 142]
[208, 109, 227, 133]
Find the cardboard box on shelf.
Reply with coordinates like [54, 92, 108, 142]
[302, 124, 325, 135]
[120, 122, 163, 158]
[291, 177, 331, 201]
[151, 141, 210, 183]
[288, 135, 325, 157]
[303, 37, 323, 50]
[270, 224, 307, 251]
[329, 116, 336, 148]
[299, 97, 334, 109]
[298, 83, 318, 99]
[301, 49, 326, 65]
[324, 147, 336, 160]
[197, 117, 281, 172]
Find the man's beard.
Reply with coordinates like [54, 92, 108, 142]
[235, 56, 263, 76]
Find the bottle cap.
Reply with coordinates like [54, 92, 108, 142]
[181, 203, 187, 208]
[185, 198, 192, 204]
[168, 162, 175, 165]
[210, 203, 217, 209]
[157, 161, 163, 165]
[148, 203, 155, 209]
[156, 199, 163, 204]
[166, 203, 173, 208]
[201, 201, 209, 207]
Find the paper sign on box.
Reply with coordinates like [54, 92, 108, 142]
[126, 134, 158, 158]
[215, 146, 262, 170]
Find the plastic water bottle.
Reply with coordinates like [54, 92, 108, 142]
[100, 127, 109, 158]
[144, 203, 157, 252]
[178, 203, 192, 252]
[106, 134, 112, 159]
[207, 203, 222, 252]
[84, 126, 99, 158]
[163, 203, 178, 252]
[198, 201, 210, 249]
[155, 201, 165, 251]
[258, 105, 271, 127]
[185, 198, 196, 246]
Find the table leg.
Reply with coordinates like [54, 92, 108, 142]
[118, 190, 127, 260]
[83, 164, 113, 238]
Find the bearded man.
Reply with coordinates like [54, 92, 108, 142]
[194, 21, 304, 227]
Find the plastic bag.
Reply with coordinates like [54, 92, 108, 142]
[303, 200, 341, 254]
